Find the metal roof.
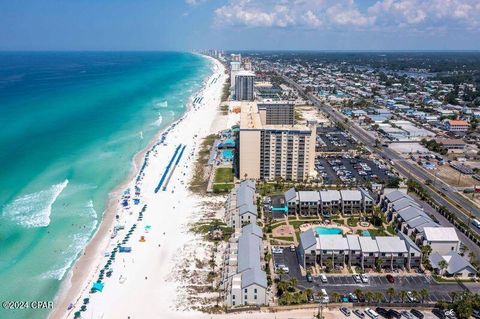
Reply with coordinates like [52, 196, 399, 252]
[318, 234, 349, 251]
[300, 229, 317, 251]
[429, 251, 476, 275]
[359, 237, 379, 253]
[346, 235, 361, 250]
[284, 187, 297, 202]
[241, 268, 267, 288]
[375, 236, 408, 253]
[298, 191, 320, 202]
[319, 190, 341, 202]
[424, 227, 459, 242]
[340, 190, 362, 201]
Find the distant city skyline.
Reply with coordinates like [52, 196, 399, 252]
[1, 0, 479, 51]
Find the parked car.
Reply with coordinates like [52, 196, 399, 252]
[353, 274, 362, 283]
[306, 273, 313, 282]
[365, 308, 379, 319]
[410, 309, 424, 319]
[406, 291, 417, 303]
[340, 307, 351, 316]
[401, 310, 413, 319]
[289, 244, 296, 252]
[375, 307, 389, 318]
[432, 308, 446, 319]
[320, 273, 328, 283]
[319, 289, 329, 303]
[388, 309, 401, 319]
[386, 274, 395, 283]
[361, 274, 369, 283]
[348, 293, 358, 302]
[353, 309, 365, 318]
[271, 246, 283, 254]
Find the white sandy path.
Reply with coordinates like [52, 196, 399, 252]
[53, 56, 227, 319]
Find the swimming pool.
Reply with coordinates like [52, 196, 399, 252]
[315, 227, 343, 235]
[222, 149, 234, 160]
[362, 230, 371, 236]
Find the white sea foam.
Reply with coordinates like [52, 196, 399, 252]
[2, 179, 69, 228]
[41, 200, 97, 280]
[152, 99, 168, 108]
[154, 113, 163, 126]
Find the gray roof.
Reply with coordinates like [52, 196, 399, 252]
[241, 268, 267, 288]
[298, 191, 320, 202]
[236, 180, 256, 209]
[396, 206, 426, 221]
[385, 190, 410, 203]
[242, 223, 263, 239]
[320, 190, 341, 202]
[340, 190, 362, 201]
[239, 201, 257, 216]
[300, 229, 317, 251]
[429, 251, 477, 275]
[347, 235, 361, 250]
[359, 188, 374, 202]
[284, 187, 297, 202]
[318, 234, 349, 250]
[397, 231, 421, 253]
[423, 227, 459, 242]
[393, 198, 421, 212]
[237, 232, 262, 273]
[359, 237, 379, 253]
[375, 236, 408, 253]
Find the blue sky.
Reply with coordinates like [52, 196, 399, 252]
[0, 0, 479, 51]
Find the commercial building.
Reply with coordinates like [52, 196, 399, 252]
[235, 71, 255, 101]
[238, 102, 316, 181]
[444, 119, 470, 132]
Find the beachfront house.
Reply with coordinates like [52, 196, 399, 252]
[225, 180, 257, 230]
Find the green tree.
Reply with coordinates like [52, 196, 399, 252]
[374, 291, 384, 303]
[419, 288, 429, 303]
[399, 290, 408, 303]
[331, 292, 341, 303]
[365, 291, 374, 303]
[386, 287, 396, 303]
[439, 260, 449, 275]
[375, 258, 384, 271]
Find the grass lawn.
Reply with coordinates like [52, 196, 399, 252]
[347, 217, 359, 227]
[214, 167, 234, 184]
[288, 220, 309, 230]
[212, 183, 234, 193]
[273, 236, 294, 242]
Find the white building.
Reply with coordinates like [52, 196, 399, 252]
[422, 227, 461, 255]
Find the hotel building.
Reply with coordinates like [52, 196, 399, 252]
[235, 71, 255, 101]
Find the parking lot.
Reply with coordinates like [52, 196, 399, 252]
[272, 249, 476, 304]
[315, 155, 396, 185]
[316, 128, 358, 152]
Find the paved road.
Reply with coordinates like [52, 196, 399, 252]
[281, 74, 480, 234]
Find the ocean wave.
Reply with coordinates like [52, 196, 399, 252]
[152, 99, 168, 108]
[2, 179, 69, 228]
[153, 113, 163, 126]
[41, 200, 97, 280]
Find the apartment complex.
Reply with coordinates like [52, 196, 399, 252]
[235, 71, 255, 101]
[257, 101, 295, 125]
[239, 102, 316, 181]
[284, 188, 373, 216]
[225, 180, 257, 230]
[223, 223, 268, 307]
[298, 229, 421, 271]
[444, 119, 470, 132]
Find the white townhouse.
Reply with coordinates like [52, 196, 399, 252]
[225, 180, 257, 230]
[421, 227, 461, 255]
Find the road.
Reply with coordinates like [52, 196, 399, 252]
[282, 75, 480, 233]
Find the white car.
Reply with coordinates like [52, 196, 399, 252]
[271, 246, 283, 254]
[320, 274, 328, 283]
[360, 274, 369, 283]
[353, 274, 362, 283]
[406, 291, 417, 303]
[364, 308, 379, 319]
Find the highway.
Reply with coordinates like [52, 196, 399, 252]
[282, 75, 480, 231]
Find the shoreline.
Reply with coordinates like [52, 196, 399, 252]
[49, 54, 223, 319]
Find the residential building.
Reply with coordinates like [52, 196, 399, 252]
[238, 102, 316, 181]
[225, 180, 257, 230]
[422, 227, 461, 255]
[224, 224, 267, 307]
[235, 71, 255, 101]
[257, 101, 295, 125]
[429, 251, 477, 279]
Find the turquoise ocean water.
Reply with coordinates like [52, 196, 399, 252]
[0, 52, 211, 319]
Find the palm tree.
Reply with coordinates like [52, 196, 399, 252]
[375, 258, 384, 272]
[289, 277, 298, 289]
[331, 292, 341, 303]
[438, 260, 449, 276]
[449, 291, 458, 302]
[354, 288, 363, 301]
[419, 288, 429, 303]
[374, 291, 384, 303]
[412, 290, 420, 303]
[365, 291, 374, 303]
[277, 268, 285, 281]
[305, 288, 313, 301]
[399, 290, 408, 303]
[386, 287, 396, 303]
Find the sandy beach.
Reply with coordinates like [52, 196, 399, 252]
[49, 55, 227, 319]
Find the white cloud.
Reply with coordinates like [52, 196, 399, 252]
[213, 0, 480, 31]
[185, 0, 207, 6]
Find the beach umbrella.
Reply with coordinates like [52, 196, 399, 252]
[80, 305, 87, 312]
[74, 311, 81, 318]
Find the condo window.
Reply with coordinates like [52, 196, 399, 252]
[244, 289, 247, 293]
[254, 288, 257, 293]
[232, 295, 235, 300]
[244, 295, 247, 300]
